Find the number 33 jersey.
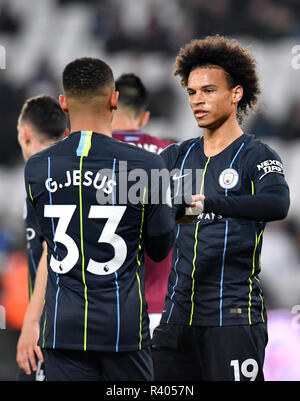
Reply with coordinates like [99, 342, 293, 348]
[24, 131, 174, 352]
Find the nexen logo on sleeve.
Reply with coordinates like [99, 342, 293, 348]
[257, 159, 284, 180]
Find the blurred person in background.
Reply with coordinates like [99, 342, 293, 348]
[152, 34, 290, 381]
[112, 72, 173, 337]
[16, 95, 68, 380]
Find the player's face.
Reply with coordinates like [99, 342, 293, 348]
[187, 67, 240, 130]
[17, 118, 29, 161]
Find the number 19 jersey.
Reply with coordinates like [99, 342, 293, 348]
[24, 131, 174, 352]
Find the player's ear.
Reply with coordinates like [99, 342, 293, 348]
[232, 85, 243, 105]
[18, 122, 31, 145]
[59, 94, 69, 114]
[138, 110, 150, 128]
[110, 90, 119, 111]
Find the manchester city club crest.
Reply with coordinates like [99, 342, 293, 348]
[219, 168, 239, 189]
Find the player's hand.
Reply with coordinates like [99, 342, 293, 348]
[16, 320, 44, 375]
[176, 194, 205, 224]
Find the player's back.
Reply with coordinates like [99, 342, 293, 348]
[25, 130, 173, 352]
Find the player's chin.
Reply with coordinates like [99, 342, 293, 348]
[196, 116, 223, 130]
[196, 118, 213, 129]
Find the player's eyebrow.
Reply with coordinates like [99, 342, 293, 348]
[187, 84, 218, 91]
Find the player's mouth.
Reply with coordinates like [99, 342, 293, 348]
[194, 109, 209, 118]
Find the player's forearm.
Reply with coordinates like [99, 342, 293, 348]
[145, 230, 175, 262]
[203, 185, 290, 222]
[23, 244, 47, 325]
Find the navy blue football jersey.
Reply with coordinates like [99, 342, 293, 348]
[160, 133, 289, 327]
[24, 196, 44, 299]
[24, 131, 174, 352]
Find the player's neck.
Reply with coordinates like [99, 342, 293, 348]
[202, 116, 243, 157]
[111, 111, 139, 132]
[69, 114, 112, 137]
[27, 140, 54, 160]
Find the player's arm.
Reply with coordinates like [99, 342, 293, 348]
[203, 185, 289, 221]
[143, 151, 201, 261]
[16, 241, 47, 375]
[17, 245, 47, 375]
[159, 142, 205, 224]
[203, 145, 290, 221]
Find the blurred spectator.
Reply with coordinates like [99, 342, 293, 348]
[0, 251, 28, 331]
[0, 217, 14, 274]
[0, 2, 21, 35]
[260, 220, 300, 310]
[276, 101, 300, 141]
[247, 109, 278, 139]
[148, 84, 176, 119]
[25, 57, 58, 98]
[0, 75, 25, 166]
[58, 0, 98, 5]
[247, 0, 295, 40]
[91, 0, 115, 42]
[180, 0, 298, 40]
[142, 7, 170, 52]
[264, 309, 300, 381]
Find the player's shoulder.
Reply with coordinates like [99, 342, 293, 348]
[243, 133, 281, 159]
[160, 136, 199, 161]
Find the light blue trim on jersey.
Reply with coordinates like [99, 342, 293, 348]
[124, 136, 139, 141]
[29, 248, 37, 275]
[111, 158, 120, 352]
[76, 131, 87, 156]
[168, 140, 199, 322]
[225, 142, 245, 196]
[112, 158, 116, 206]
[219, 142, 245, 326]
[166, 225, 180, 323]
[48, 156, 60, 348]
[114, 271, 120, 352]
[219, 220, 228, 326]
[175, 140, 198, 196]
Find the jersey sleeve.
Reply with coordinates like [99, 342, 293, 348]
[145, 153, 174, 237]
[25, 195, 44, 243]
[246, 142, 288, 193]
[160, 143, 180, 171]
[203, 141, 290, 222]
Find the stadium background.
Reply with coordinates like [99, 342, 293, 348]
[0, 0, 300, 381]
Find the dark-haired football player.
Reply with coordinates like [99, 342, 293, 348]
[152, 35, 290, 381]
[23, 57, 198, 381]
[17, 95, 68, 380]
[112, 73, 173, 337]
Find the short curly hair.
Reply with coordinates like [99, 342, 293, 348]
[63, 57, 114, 99]
[174, 35, 261, 123]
